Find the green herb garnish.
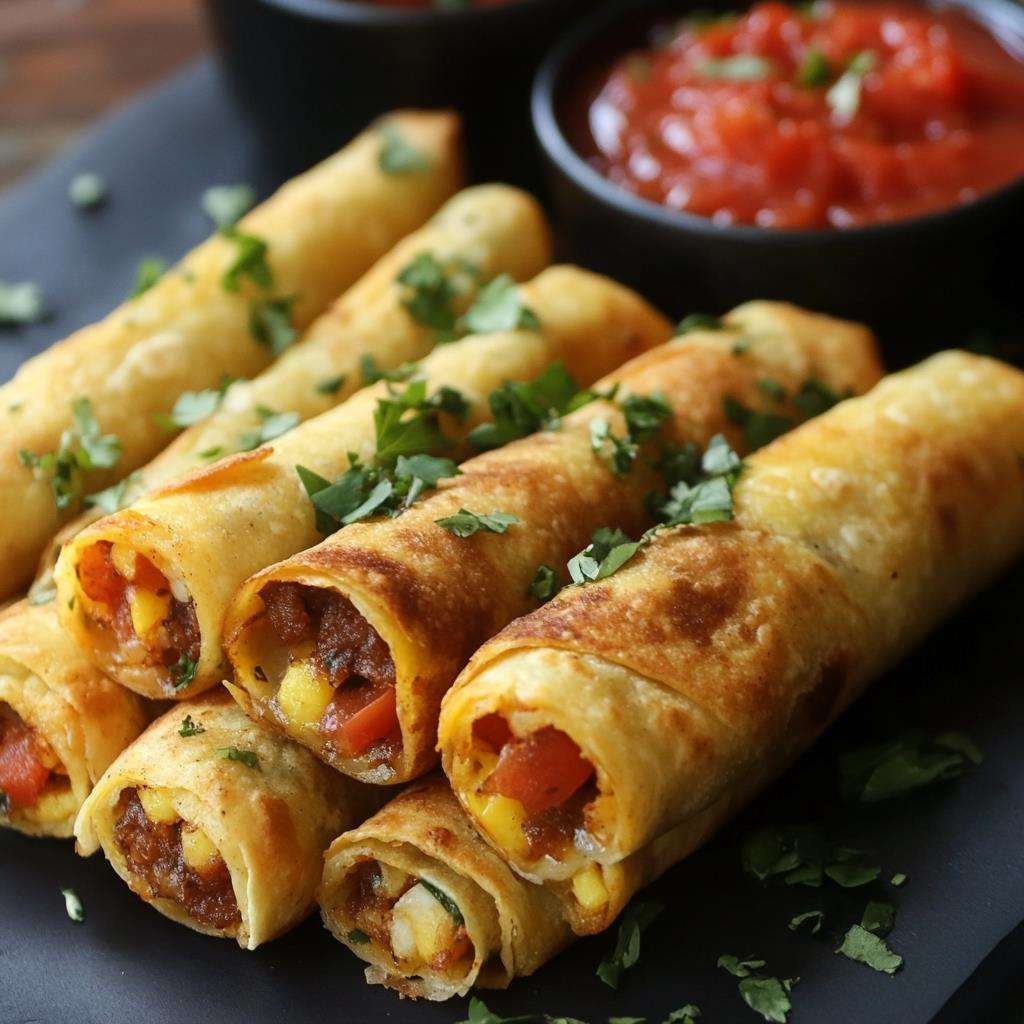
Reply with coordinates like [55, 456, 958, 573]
[178, 714, 205, 738]
[131, 258, 167, 298]
[396, 252, 477, 342]
[419, 879, 465, 925]
[202, 183, 256, 229]
[155, 386, 226, 431]
[360, 355, 418, 386]
[217, 746, 260, 770]
[171, 653, 198, 691]
[658, 433, 742, 526]
[378, 123, 430, 174]
[61, 887, 85, 923]
[742, 824, 878, 890]
[861, 899, 895, 936]
[346, 928, 371, 944]
[238, 405, 300, 451]
[718, 958, 794, 1021]
[596, 899, 664, 988]
[725, 377, 849, 451]
[530, 564, 558, 601]
[85, 471, 142, 515]
[0, 280, 45, 326]
[891, 873, 907, 887]
[69, 172, 107, 210]
[436, 509, 520, 537]
[568, 526, 643, 586]
[675, 312, 723, 335]
[221, 227, 272, 292]
[797, 47, 831, 87]
[456, 997, 535, 1024]
[460, 274, 540, 335]
[836, 923, 902, 974]
[788, 910, 824, 934]
[315, 374, 347, 396]
[250, 295, 298, 354]
[718, 954, 766, 977]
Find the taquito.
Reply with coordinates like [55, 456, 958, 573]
[319, 774, 571, 1000]
[57, 267, 669, 700]
[30, 182, 549, 592]
[74, 688, 376, 948]
[2, 110, 462, 599]
[439, 351, 1024, 933]
[224, 303, 882, 785]
[0, 600, 147, 838]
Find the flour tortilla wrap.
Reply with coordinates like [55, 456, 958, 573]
[30, 182, 548, 594]
[319, 774, 571, 1000]
[2, 109, 463, 599]
[441, 351, 1024, 934]
[74, 688, 377, 948]
[0, 600, 147, 838]
[226, 303, 881, 787]
[58, 267, 669, 699]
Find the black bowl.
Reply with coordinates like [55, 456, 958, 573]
[532, 0, 1024, 356]
[204, 0, 592, 191]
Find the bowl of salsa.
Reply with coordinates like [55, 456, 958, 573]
[533, 0, 1024, 348]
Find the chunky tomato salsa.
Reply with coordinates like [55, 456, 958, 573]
[572, 1, 1024, 228]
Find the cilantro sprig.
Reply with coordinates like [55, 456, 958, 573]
[0, 280, 46, 326]
[202, 183, 255, 230]
[724, 377, 852, 451]
[436, 509, 520, 537]
[217, 746, 260, 770]
[250, 295, 298, 355]
[171, 653, 198, 691]
[20, 397, 123, 512]
[597, 899, 664, 988]
[718, 956, 795, 1022]
[130, 258, 167, 299]
[742, 824, 879, 890]
[238, 406, 300, 451]
[378, 123, 430, 175]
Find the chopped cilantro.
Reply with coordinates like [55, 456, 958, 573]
[250, 295, 298, 354]
[378, 123, 430, 174]
[836, 923, 902, 974]
[891, 873, 907, 887]
[861, 899, 895, 936]
[238, 406, 300, 450]
[698, 55, 774, 80]
[456, 998, 536, 1024]
[199, 446, 224, 461]
[717, 954, 766, 977]
[788, 910, 824, 934]
[202, 183, 255, 229]
[596, 899, 664, 988]
[419, 879, 464, 925]
[69, 172, 107, 210]
[346, 928, 370, 944]
[658, 433, 742, 526]
[171, 653, 198, 691]
[61, 887, 85, 923]
[663, 1009, 700, 1024]
[568, 526, 644, 586]
[793, 378, 851, 419]
[738, 976, 793, 1023]
[131, 257, 167, 298]
[796, 47, 831, 87]
[20, 397, 122, 511]
[460, 274, 540, 335]
[590, 417, 639, 476]
[360, 354, 418, 386]
[436, 509, 520, 537]
[839, 730, 983, 803]
[217, 746, 260, 770]
[315, 374, 347, 396]
[827, 50, 877, 121]
[221, 227, 273, 292]
[178, 714, 205, 738]
[155, 386, 225, 431]
[824, 863, 880, 888]
[85, 471, 142, 515]
[741, 824, 878, 891]
[757, 378, 786, 403]
[621, 392, 671, 440]
[725, 377, 849, 452]
[530, 564, 558, 601]
[396, 251, 475, 341]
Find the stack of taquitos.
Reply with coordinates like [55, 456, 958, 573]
[1, 110, 462, 599]
[222, 304, 882, 784]
[55, 267, 670, 699]
[438, 350, 1024, 933]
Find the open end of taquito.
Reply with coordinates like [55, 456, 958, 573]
[0, 601, 146, 838]
[319, 775, 571, 1000]
[74, 689, 374, 948]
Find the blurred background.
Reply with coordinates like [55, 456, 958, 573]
[0, 0, 206, 192]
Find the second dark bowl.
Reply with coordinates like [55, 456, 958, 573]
[533, 0, 1024, 356]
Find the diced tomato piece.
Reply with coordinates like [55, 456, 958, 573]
[77, 541, 125, 606]
[473, 713, 512, 751]
[487, 727, 595, 815]
[321, 683, 399, 757]
[133, 553, 169, 593]
[0, 711, 51, 809]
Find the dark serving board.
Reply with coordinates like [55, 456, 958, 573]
[2, 58, 1024, 1024]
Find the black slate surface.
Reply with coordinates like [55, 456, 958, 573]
[2, 58, 1024, 1024]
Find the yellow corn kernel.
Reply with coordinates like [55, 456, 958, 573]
[276, 661, 334, 729]
[128, 587, 171, 638]
[181, 824, 220, 871]
[466, 790, 530, 860]
[110, 543, 137, 580]
[571, 863, 609, 912]
[21, 784, 77, 824]
[138, 786, 179, 825]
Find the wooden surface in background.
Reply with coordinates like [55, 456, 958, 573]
[0, 0, 208, 191]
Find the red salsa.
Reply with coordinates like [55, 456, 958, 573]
[571, 1, 1024, 228]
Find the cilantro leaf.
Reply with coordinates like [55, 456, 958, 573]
[396, 251, 472, 340]
[171, 653, 198, 691]
[838, 731, 983, 803]
[568, 526, 643, 586]
[238, 405, 299, 451]
[530, 564, 558, 601]
[824, 863, 880, 888]
[621, 391, 671, 440]
[797, 47, 831, 87]
[221, 227, 273, 292]
[436, 509, 520, 537]
[85, 471, 142, 515]
[131, 257, 167, 298]
[738, 976, 793, 1023]
[456, 997, 535, 1024]
[418, 879, 465, 925]
[69, 172, 107, 210]
[724, 394, 794, 451]
[178, 714, 205, 738]
[675, 312, 723, 335]
[793, 378, 850, 419]
[378, 123, 430, 174]
[61, 887, 85, 923]
[202, 183, 255, 229]
[0, 280, 46, 326]
[346, 928, 370, 944]
[718, 954, 766, 977]
[155, 387, 224, 431]
[315, 374, 347, 396]
[861, 900, 895, 936]
[890, 873, 907, 887]
[250, 295, 298, 354]
[836, 923, 902, 974]
[217, 746, 260, 770]
[460, 274, 540, 335]
[590, 418, 638, 476]
[663, 1008, 700, 1024]
[789, 910, 824, 934]
[361, 354, 417, 386]
[596, 899, 664, 988]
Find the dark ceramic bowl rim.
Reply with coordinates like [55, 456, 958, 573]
[532, 0, 1024, 245]
[260, 0, 556, 26]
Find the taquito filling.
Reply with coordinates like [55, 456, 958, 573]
[0, 701, 74, 825]
[112, 786, 240, 932]
[248, 582, 401, 768]
[465, 714, 610, 910]
[342, 858, 474, 980]
[75, 541, 200, 691]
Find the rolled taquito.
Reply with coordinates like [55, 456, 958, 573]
[223, 303, 882, 786]
[74, 688, 377, 948]
[0, 600, 147, 838]
[30, 182, 550, 594]
[439, 350, 1024, 934]
[320, 774, 571, 1000]
[57, 267, 670, 700]
[2, 110, 462, 599]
